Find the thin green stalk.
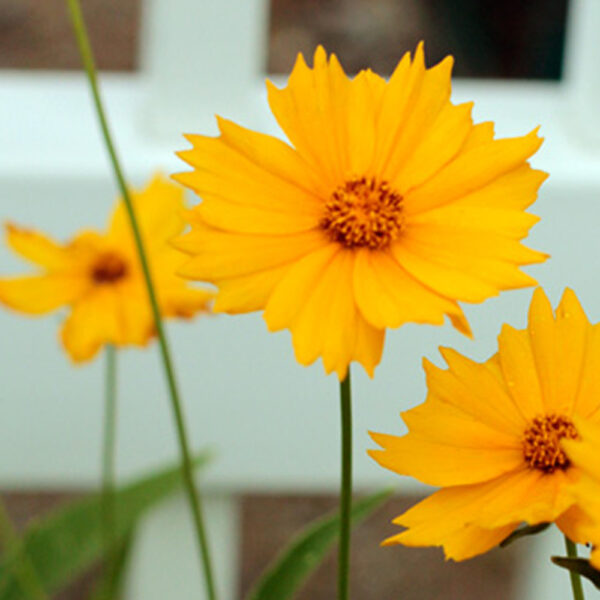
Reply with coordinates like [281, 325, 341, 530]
[0, 497, 47, 600]
[565, 536, 585, 600]
[65, 2, 217, 598]
[338, 370, 352, 600]
[101, 345, 117, 579]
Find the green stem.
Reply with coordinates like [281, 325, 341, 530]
[101, 345, 117, 577]
[338, 370, 352, 600]
[0, 498, 47, 600]
[65, 3, 218, 599]
[565, 536, 585, 600]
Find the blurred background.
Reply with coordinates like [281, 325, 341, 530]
[0, 0, 579, 598]
[1, 0, 568, 78]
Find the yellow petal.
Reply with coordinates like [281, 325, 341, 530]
[346, 69, 377, 175]
[369, 431, 522, 486]
[61, 288, 122, 361]
[114, 283, 154, 345]
[5, 223, 72, 270]
[362, 69, 387, 110]
[266, 48, 349, 185]
[375, 47, 453, 178]
[290, 250, 358, 378]
[392, 101, 473, 192]
[405, 129, 543, 215]
[460, 120, 495, 151]
[266, 47, 387, 185]
[497, 323, 546, 418]
[556, 504, 597, 546]
[0, 274, 89, 314]
[392, 225, 545, 302]
[564, 418, 600, 480]
[424, 351, 527, 435]
[383, 474, 522, 557]
[410, 205, 541, 240]
[440, 524, 517, 561]
[264, 244, 340, 331]
[352, 311, 385, 377]
[381, 54, 454, 180]
[573, 324, 600, 420]
[477, 469, 576, 528]
[446, 163, 547, 211]
[175, 133, 323, 224]
[401, 394, 519, 449]
[212, 264, 289, 314]
[385, 521, 515, 562]
[370, 48, 416, 171]
[389, 245, 494, 302]
[176, 223, 328, 281]
[196, 197, 320, 235]
[266, 245, 383, 378]
[352, 248, 467, 330]
[215, 116, 325, 196]
[526, 288, 589, 416]
[393, 468, 572, 537]
[60, 282, 169, 360]
[158, 285, 213, 319]
[109, 175, 186, 247]
[553, 289, 592, 416]
[63, 276, 201, 357]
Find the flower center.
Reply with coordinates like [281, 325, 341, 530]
[320, 176, 404, 250]
[91, 252, 128, 284]
[522, 414, 578, 474]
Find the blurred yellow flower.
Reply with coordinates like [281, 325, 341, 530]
[0, 175, 213, 361]
[563, 418, 600, 569]
[370, 288, 600, 561]
[174, 44, 547, 379]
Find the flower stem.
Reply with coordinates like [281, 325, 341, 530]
[101, 345, 117, 574]
[338, 370, 352, 600]
[0, 498, 47, 600]
[65, 2, 218, 598]
[564, 536, 585, 600]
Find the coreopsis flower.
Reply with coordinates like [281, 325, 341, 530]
[369, 288, 600, 561]
[0, 175, 212, 361]
[563, 419, 600, 568]
[174, 44, 547, 379]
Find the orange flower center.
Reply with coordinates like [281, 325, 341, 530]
[91, 252, 128, 284]
[320, 176, 404, 250]
[522, 414, 578, 474]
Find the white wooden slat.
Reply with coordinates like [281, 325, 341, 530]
[139, 0, 269, 140]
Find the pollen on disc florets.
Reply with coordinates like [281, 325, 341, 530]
[91, 251, 128, 284]
[522, 414, 579, 474]
[320, 176, 404, 250]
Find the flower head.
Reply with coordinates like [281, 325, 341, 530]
[369, 288, 600, 561]
[174, 45, 547, 379]
[0, 175, 213, 361]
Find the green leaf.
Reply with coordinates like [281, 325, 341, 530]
[245, 488, 393, 600]
[499, 522, 551, 547]
[0, 452, 211, 600]
[87, 530, 135, 600]
[551, 556, 600, 589]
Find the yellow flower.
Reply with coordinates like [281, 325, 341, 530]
[174, 45, 547, 379]
[0, 175, 213, 361]
[563, 419, 600, 568]
[369, 288, 600, 561]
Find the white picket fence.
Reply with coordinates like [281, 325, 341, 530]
[1, 0, 600, 597]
